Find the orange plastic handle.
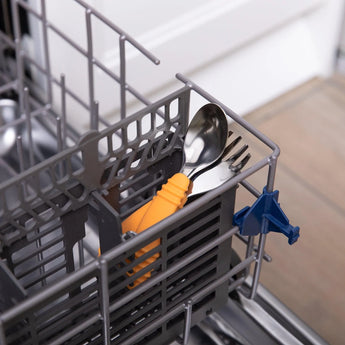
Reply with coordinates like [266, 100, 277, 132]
[122, 200, 152, 234]
[136, 173, 191, 231]
[123, 173, 192, 288]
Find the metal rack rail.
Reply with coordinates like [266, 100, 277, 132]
[0, 1, 299, 344]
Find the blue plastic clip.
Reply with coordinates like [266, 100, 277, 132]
[233, 187, 300, 245]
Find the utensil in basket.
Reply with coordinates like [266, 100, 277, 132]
[122, 103, 229, 237]
[121, 122, 250, 288]
[118, 103, 228, 287]
[123, 131, 251, 231]
[97, 103, 226, 257]
[191, 132, 251, 196]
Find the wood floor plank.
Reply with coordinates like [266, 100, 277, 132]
[244, 77, 324, 126]
[239, 164, 345, 345]
[230, 75, 345, 345]
[254, 83, 345, 213]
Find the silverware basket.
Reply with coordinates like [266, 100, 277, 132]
[0, 1, 298, 344]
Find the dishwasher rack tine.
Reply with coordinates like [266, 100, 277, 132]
[0, 1, 299, 345]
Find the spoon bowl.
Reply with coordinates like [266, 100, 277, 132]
[183, 103, 228, 179]
[121, 103, 229, 287]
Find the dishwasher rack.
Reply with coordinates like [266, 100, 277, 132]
[0, 1, 298, 344]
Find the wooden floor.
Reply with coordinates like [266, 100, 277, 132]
[231, 75, 345, 345]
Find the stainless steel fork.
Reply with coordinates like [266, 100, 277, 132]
[191, 131, 251, 196]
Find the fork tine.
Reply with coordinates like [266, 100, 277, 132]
[222, 135, 242, 159]
[228, 144, 249, 163]
[227, 130, 233, 139]
[230, 153, 251, 172]
[224, 130, 233, 147]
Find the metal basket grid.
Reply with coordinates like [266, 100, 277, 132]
[0, 1, 280, 344]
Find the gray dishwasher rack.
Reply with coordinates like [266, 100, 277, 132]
[0, 1, 300, 345]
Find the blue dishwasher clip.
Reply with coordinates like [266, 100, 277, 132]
[233, 187, 300, 245]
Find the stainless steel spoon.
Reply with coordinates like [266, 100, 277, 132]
[191, 134, 251, 196]
[182, 103, 229, 180]
[120, 103, 229, 287]
[122, 102, 229, 234]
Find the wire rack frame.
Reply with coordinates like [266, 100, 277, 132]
[0, 76, 280, 345]
[11, 0, 160, 124]
[0, 86, 190, 250]
[0, 1, 283, 344]
[0, 0, 166, 191]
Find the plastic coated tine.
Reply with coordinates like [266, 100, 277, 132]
[60, 74, 67, 149]
[56, 117, 63, 152]
[183, 301, 193, 345]
[56, 118, 64, 178]
[99, 259, 110, 344]
[92, 100, 99, 131]
[41, 0, 52, 104]
[23, 88, 34, 167]
[119, 36, 126, 119]
[11, 0, 24, 111]
[250, 233, 267, 299]
[16, 135, 28, 197]
[16, 136, 24, 173]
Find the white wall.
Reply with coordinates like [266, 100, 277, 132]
[27, 0, 345, 128]
[183, 0, 345, 115]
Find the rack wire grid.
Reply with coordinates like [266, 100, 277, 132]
[0, 1, 281, 344]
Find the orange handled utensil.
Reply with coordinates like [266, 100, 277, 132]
[123, 131, 251, 234]
[122, 173, 192, 287]
[122, 103, 228, 287]
[122, 133, 251, 287]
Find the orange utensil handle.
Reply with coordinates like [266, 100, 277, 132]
[135, 173, 192, 232]
[122, 200, 152, 234]
[123, 173, 192, 288]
